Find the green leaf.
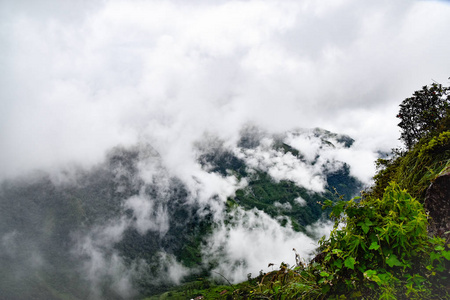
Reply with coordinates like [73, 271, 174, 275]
[331, 201, 346, 216]
[332, 249, 343, 255]
[378, 273, 391, 283]
[361, 224, 370, 234]
[386, 254, 403, 267]
[369, 242, 380, 250]
[320, 271, 330, 277]
[333, 259, 343, 269]
[344, 257, 356, 270]
[441, 250, 450, 260]
[365, 218, 374, 226]
[430, 251, 441, 262]
[323, 199, 333, 208]
[435, 245, 445, 251]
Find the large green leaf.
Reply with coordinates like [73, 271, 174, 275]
[386, 254, 403, 267]
[344, 257, 356, 270]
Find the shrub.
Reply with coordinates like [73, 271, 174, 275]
[317, 183, 449, 299]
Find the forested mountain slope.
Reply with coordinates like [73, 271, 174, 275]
[0, 127, 363, 300]
[161, 80, 450, 300]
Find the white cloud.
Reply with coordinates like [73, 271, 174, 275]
[235, 137, 328, 192]
[72, 217, 136, 299]
[274, 201, 292, 211]
[202, 207, 320, 283]
[234, 128, 377, 190]
[294, 196, 307, 207]
[283, 129, 379, 186]
[305, 219, 335, 240]
[125, 194, 170, 236]
[1, 0, 450, 180]
[158, 252, 190, 285]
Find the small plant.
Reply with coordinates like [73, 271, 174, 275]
[317, 182, 449, 299]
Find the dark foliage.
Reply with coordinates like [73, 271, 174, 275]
[397, 81, 450, 150]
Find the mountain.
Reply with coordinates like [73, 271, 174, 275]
[0, 127, 364, 299]
[166, 81, 449, 300]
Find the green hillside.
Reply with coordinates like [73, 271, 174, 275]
[3, 80, 447, 300]
[0, 128, 362, 299]
[149, 80, 450, 299]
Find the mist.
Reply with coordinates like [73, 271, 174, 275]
[1, 0, 450, 298]
[1, 0, 450, 179]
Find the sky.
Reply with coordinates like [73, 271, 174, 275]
[1, 0, 450, 179]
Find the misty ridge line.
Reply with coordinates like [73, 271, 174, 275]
[0, 125, 369, 299]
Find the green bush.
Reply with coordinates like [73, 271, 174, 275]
[317, 182, 449, 299]
[187, 183, 449, 300]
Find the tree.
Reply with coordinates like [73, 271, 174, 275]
[397, 80, 450, 150]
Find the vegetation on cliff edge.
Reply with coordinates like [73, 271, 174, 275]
[151, 80, 450, 299]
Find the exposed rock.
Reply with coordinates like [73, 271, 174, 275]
[424, 170, 450, 244]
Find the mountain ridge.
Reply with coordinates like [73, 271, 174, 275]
[0, 127, 364, 299]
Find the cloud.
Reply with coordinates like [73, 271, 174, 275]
[157, 252, 191, 285]
[1, 0, 450, 180]
[202, 207, 324, 283]
[72, 214, 188, 298]
[283, 129, 379, 185]
[294, 196, 307, 207]
[274, 201, 292, 211]
[233, 128, 376, 190]
[235, 137, 327, 192]
[1, 231, 20, 258]
[305, 219, 335, 240]
[124, 194, 170, 236]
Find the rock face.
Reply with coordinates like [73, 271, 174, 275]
[425, 170, 450, 244]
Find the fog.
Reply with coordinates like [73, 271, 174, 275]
[1, 0, 450, 179]
[1, 0, 450, 298]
